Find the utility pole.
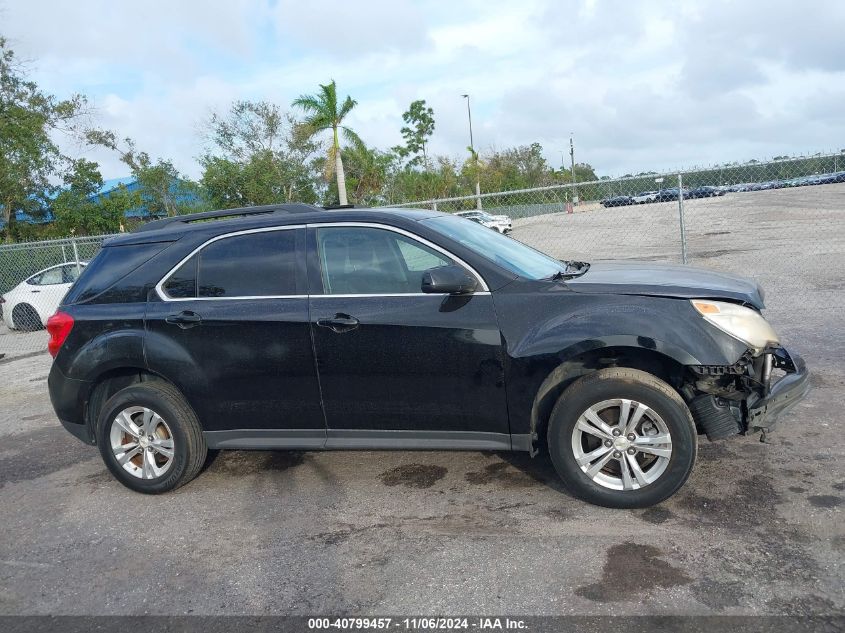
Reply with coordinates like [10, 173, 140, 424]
[570, 134, 578, 205]
[561, 151, 569, 202]
[678, 173, 688, 264]
[462, 94, 482, 210]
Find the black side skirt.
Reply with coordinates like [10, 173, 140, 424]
[204, 429, 532, 452]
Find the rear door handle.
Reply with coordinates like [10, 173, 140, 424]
[165, 311, 202, 329]
[316, 313, 359, 333]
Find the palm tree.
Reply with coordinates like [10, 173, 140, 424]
[293, 80, 361, 206]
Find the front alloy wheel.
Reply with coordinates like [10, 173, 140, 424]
[548, 368, 697, 508]
[572, 399, 672, 491]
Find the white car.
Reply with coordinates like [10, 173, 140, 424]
[1, 262, 86, 331]
[455, 211, 513, 233]
[632, 191, 659, 204]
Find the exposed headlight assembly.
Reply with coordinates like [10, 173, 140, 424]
[691, 300, 779, 354]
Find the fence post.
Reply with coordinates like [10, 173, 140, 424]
[432, 202, 438, 212]
[678, 173, 688, 265]
[71, 238, 81, 274]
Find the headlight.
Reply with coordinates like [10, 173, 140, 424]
[691, 299, 779, 353]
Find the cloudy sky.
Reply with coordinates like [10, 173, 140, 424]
[2, 0, 844, 180]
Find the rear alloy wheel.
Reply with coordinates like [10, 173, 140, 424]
[109, 406, 176, 480]
[12, 303, 42, 331]
[548, 368, 697, 508]
[97, 382, 207, 494]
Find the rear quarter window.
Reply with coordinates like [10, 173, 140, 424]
[63, 241, 172, 305]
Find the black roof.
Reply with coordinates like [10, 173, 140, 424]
[105, 204, 443, 247]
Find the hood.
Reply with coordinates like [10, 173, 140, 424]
[566, 261, 765, 309]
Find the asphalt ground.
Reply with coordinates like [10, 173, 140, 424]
[0, 184, 842, 615]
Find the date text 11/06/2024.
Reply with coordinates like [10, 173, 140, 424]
[307, 617, 528, 630]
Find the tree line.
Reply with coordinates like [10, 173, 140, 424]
[4, 36, 834, 242]
[1, 37, 598, 241]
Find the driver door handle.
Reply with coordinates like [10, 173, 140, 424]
[165, 310, 202, 329]
[316, 313, 360, 334]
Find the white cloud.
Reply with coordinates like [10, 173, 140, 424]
[2, 0, 843, 182]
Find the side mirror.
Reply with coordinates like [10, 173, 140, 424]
[421, 265, 479, 295]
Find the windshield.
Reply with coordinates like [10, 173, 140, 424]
[421, 215, 567, 280]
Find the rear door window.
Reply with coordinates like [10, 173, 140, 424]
[162, 229, 299, 299]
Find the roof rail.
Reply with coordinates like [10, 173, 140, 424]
[133, 203, 323, 233]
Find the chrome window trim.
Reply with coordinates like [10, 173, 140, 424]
[308, 221, 491, 294]
[155, 225, 304, 302]
[311, 292, 491, 298]
[154, 221, 491, 302]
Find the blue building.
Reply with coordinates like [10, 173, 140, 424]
[1, 176, 202, 228]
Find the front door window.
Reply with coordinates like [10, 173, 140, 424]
[316, 227, 453, 295]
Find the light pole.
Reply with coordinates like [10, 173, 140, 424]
[561, 151, 569, 202]
[570, 134, 578, 205]
[461, 94, 482, 210]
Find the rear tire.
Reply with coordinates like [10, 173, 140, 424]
[12, 303, 42, 331]
[96, 381, 207, 494]
[547, 368, 697, 508]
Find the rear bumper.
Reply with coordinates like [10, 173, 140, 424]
[748, 348, 810, 432]
[60, 418, 95, 445]
[48, 362, 92, 441]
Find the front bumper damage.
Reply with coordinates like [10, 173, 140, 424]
[747, 348, 810, 432]
[686, 346, 810, 440]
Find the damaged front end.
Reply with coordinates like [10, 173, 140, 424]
[685, 346, 810, 441]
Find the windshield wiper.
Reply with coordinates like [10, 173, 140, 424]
[547, 260, 590, 281]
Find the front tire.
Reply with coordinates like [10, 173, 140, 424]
[96, 381, 207, 494]
[547, 368, 697, 508]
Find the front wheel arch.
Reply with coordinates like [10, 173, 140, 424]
[529, 345, 688, 454]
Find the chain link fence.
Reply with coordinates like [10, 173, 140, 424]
[385, 152, 845, 363]
[0, 235, 116, 360]
[1, 152, 843, 363]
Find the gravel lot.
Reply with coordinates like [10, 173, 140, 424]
[0, 185, 843, 616]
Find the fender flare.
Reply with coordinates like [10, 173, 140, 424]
[526, 336, 700, 454]
[65, 329, 147, 383]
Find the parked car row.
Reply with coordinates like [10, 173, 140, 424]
[600, 170, 845, 208]
[455, 210, 512, 233]
[726, 171, 845, 192]
[602, 188, 693, 207]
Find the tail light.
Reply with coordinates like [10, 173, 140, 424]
[47, 312, 74, 358]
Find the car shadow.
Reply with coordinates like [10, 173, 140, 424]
[488, 449, 571, 496]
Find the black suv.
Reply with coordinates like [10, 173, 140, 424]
[47, 204, 809, 507]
